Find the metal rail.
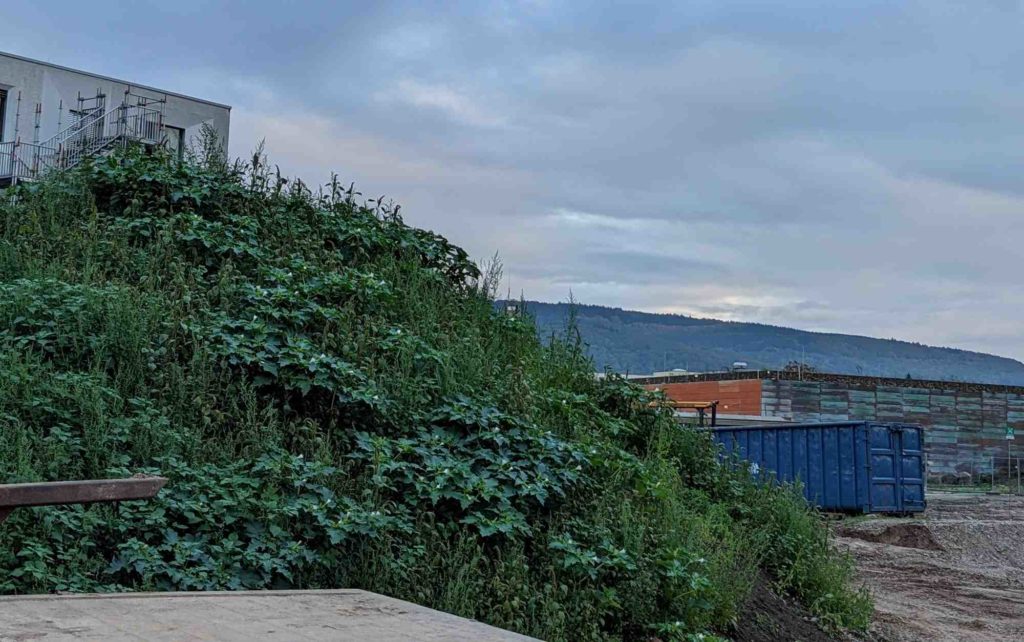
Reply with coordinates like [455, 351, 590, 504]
[1, 91, 165, 186]
[649, 400, 719, 426]
[0, 142, 16, 182]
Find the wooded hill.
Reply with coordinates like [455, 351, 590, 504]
[515, 301, 1024, 385]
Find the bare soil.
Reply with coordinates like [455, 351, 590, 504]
[835, 492, 1024, 642]
[728, 575, 837, 642]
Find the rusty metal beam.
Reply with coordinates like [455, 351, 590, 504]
[0, 477, 167, 524]
[648, 400, 720, 410]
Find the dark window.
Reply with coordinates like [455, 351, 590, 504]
[164, 125, 184, 159]
[0, 89, 7, 142]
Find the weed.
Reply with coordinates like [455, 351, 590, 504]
[0, 147, 871, 639]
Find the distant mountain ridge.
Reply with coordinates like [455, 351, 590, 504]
[510, 301, 1024, 386]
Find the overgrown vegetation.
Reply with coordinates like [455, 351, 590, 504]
[0, 142, 870, 640]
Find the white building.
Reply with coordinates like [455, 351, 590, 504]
[0, 51, 231, 185]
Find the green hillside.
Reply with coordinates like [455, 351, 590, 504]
[516, 301, 1024, 385]
[0, 145, 867, 640]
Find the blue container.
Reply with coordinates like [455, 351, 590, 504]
[712, 422, 925, 514]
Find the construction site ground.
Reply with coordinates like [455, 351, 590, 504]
[836, 492, 1024, 642]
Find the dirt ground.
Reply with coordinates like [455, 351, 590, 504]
[729, 574, 837, 642]
[835, 492, 1024, 642]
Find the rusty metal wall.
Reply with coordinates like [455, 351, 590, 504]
[646, 380, 763, 415]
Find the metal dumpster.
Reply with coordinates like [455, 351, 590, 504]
[712, 421, 925, 514]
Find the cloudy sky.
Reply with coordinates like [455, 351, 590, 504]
[4, 1, 1024, 359]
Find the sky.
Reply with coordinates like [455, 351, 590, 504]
[3, 1, 1024, 360]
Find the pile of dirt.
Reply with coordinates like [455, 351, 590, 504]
[727, 575, 837, 642]
[839, 522, 943, 551]
[836, 493, 1024, 642]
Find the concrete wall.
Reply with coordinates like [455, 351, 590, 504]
[0, 51, 229, 150]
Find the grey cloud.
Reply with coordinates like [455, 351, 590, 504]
[3, 1, 1023, 359]
[513, 249, 727, 287]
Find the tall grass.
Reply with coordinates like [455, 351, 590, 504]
[0, 144, 870, 639]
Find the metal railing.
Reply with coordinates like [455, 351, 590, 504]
[1, 101, 164, 185]
[987, 455, 1022, 495]
[0, 142, 14, 180]
[928, 455, 1023, 495]
[43, 102, 107, 150]
[0, 141, 59, 183]
[45, 103, 163, 172]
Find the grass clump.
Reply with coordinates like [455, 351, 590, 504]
[0, 144, 870, 639]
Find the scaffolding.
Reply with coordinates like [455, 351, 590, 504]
[0, 88, 168, 186]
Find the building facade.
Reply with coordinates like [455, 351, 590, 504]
[638, 370, 1024, 476]
[1, 51, 230, 184]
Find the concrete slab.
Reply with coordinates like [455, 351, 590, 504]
[0, 590, 537, 641]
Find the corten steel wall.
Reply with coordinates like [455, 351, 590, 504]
[645, 380, 762, 415]
[760, 380, 1024, 475]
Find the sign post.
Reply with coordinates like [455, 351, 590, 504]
[1006, 427, 1015, 494]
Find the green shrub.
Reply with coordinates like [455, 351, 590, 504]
[0, 146, 870, 640]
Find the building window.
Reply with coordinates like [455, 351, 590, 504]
[164, 125, 185, 159]
[0, 89, 7, 142]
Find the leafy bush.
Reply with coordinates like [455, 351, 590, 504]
[0, 146, 870, 640]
